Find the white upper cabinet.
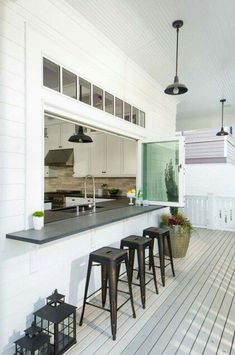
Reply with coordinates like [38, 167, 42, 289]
[60, 123, 75, 149]
[72, 131, 137, 177]
[44, 122, 74, 156]
[90, 132, 107, 175]
[73, 142, 91, 177]
[121, 139, 137, 176]
[106, 134, 121, 175]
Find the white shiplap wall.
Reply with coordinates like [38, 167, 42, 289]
[0, 0, 176, 353]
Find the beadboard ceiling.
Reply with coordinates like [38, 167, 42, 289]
[65, 0, 235, 122]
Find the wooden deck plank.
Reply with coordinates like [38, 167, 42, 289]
[132, 231, 233, 355]
[189, 248, 234, 354]
[66, 229, 235, 355]
[149, 232, 234, 355]
[216, 292, 235, 355]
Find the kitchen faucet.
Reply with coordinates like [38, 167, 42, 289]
[84, 174, 96, 211]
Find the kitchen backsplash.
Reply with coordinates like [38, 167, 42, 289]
[45, 167, 136, 195]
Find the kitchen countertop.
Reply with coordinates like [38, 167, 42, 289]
[6, 200, 165, 244]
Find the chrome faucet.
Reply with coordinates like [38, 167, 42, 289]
[84, 174, 96, 211]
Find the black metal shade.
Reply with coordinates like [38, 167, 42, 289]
[164, 76, 188, 95]
[68, 125, 93, 143]
[216, 128, 228, 136]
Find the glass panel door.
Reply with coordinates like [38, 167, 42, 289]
[142, 138, 184, 206]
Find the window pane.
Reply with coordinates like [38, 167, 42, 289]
[105, 92, 114, 114]
[115, 98, 123, 118]
[132, 107, 139, 124]
[143, 141, 179, 202]
[43, 58, 60, 92]
[79, 78, 91, 105]
[93, 85, 103, 110]
[140, 111, 146, 127]
[62, 68, 77, 99]
[124, 102, 131, 121]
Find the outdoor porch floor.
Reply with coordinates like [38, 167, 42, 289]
[67, 228, 235, 355]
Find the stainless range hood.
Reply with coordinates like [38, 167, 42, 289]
[45, 149, 74, 166]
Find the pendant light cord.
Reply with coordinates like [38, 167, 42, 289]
[175, 27, 179, 77]
[221, 101, 224, 127]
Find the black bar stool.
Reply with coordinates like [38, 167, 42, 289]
[120, 235, 158, 309]
[79, 246, 136, 340]
[143, 227, 175, 287]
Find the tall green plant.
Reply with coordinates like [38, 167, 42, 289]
[165, 159, 178, 216]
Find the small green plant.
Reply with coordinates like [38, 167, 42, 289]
[165, 159, 179, 216]
[32, 211, 44, 217]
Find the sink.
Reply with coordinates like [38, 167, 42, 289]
[53, 205, 103, 213]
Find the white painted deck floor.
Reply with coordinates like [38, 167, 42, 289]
[68, 228, 235, 355]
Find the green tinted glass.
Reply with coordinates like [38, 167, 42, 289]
[143, 141, 179, 202]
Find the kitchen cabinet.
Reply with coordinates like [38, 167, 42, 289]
[73, 143, 91, 177]
[90, 132, 107, 175]
[73, 132, 137, 177]
[106, 134, 121, 175]
[44, 122, 74, 156]
[121, 139, 137, 176]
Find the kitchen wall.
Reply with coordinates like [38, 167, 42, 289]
[45, 167, 135, 195]
[0, 0, 177, 352]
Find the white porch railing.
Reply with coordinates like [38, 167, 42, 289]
[184, 194, 235, 231]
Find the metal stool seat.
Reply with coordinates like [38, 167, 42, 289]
[143, 227, 175, 287]
[120, 235, 158, 309]
[79, 246, 136, 340]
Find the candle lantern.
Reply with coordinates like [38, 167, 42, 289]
[14, 321, 50, 355]
[34, 289, 77, 355]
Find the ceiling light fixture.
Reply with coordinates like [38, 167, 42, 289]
[165, 20, 188, 95]
[68, 125, 93, 143]
[216, 99, 228, 136]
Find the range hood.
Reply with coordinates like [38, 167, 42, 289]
[45, 149, 74, 166]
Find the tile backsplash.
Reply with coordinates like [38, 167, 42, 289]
[45, 167, 136, 195]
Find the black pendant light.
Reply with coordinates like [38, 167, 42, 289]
[68, 125, 93, 143]
[216, 99, 228, 136]
[165, 20, 188, 95]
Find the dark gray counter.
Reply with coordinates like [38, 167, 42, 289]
[6, 203, 165, 245]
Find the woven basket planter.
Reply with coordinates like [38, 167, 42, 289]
[164, 225, 191, 258]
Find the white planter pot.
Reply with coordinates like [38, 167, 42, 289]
[33, 216, 44, 230]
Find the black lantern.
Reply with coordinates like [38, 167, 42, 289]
[34, 290, 77, 355]
[15, 321, 50, 355]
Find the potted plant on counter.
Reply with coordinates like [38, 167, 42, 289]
[32, 211, 44, 230]
[162, 159, 193, 257]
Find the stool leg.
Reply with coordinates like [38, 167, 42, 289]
[158, 236, 165, 287]
[129, 248, 135, 284]
[137, 246, 146, 309]
[166, 234, 175, 277]
[149, 241, 158, 294]
[79, 258, 92, 326]
[101, 264, 108, 307]
[124, 256, 136, 319]
[108, 262, 118, 340]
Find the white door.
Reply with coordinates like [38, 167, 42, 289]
[141, 137, 185, 207]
